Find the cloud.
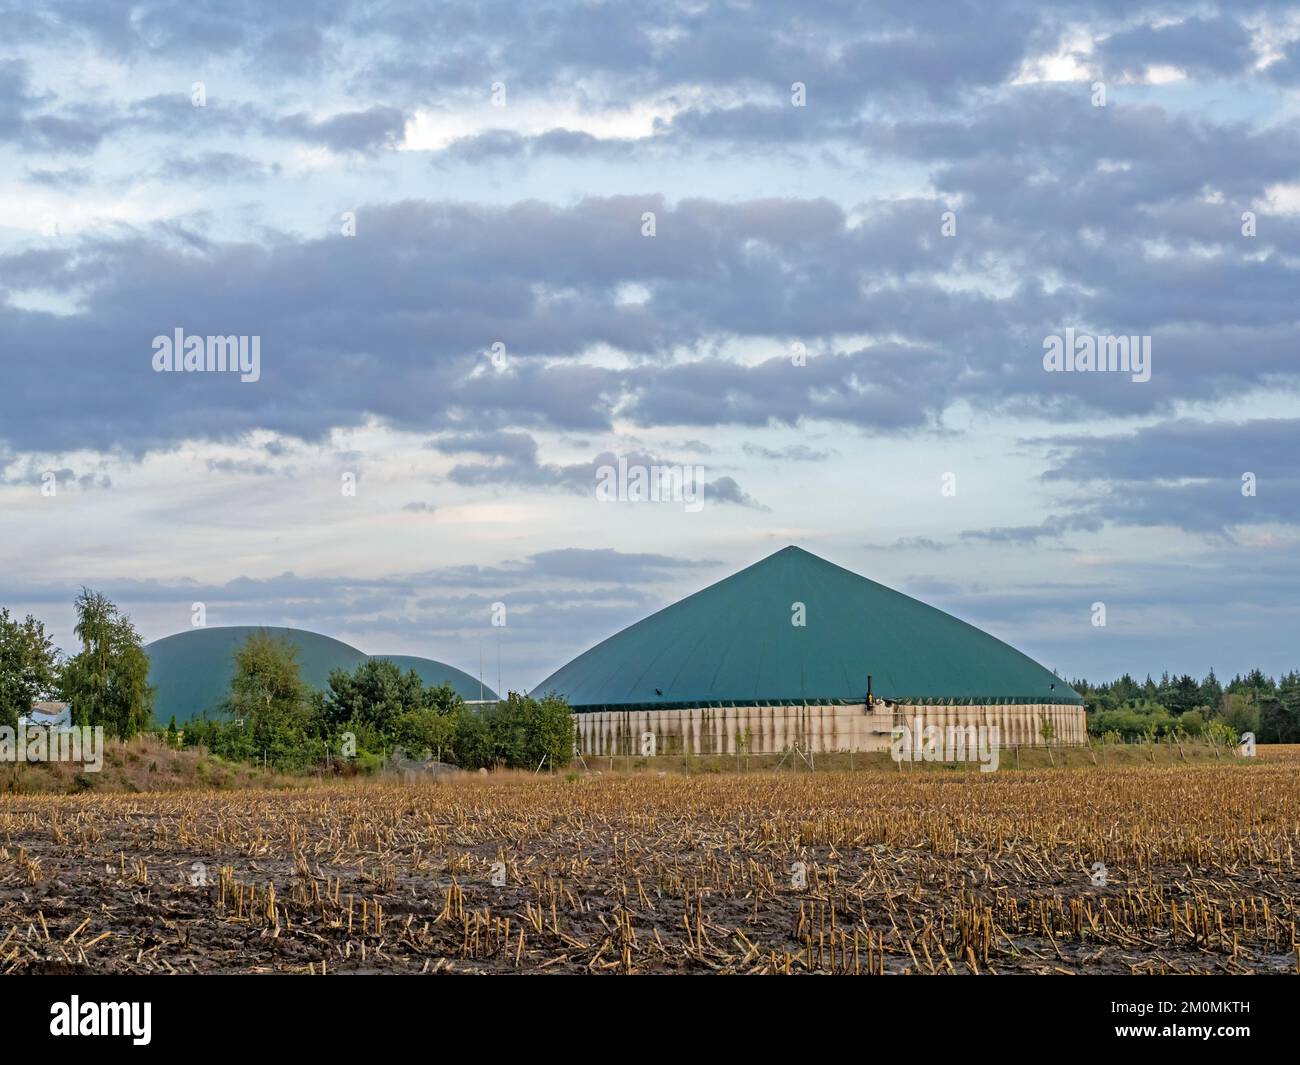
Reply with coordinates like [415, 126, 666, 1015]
[275, 105, 408, 153]
[429, 432, 764, 507]
[742, 443, 833, 462]
[1038, 418, 1300, 533]
[25, 165, 93, 189]
[158, 152, 274, 182]
[865, 537, 950, 552]
[1, 180, 1295, 460]
[0, 59, 105, 154]
[1095, 17, 1257, 80]
[5, 0, 1300, 687]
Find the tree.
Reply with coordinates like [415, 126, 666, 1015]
[0, 608, 60, 729]
[1112, 673, 1141, 705]
[59, 589, 153, 738]
[393, 708, 457, 761]
[487, 692, 574, 770]
[1258, 673, 1300, 743]
[223, 631, 313, 766]
[524, 693, 575, 770]
[1220, 692, 1259, 739]
[1162, 674, 1200, 716]
[1039, 719, 1057, 765]
[451, 706, 493, 769]
[452, 693, 575, 770]
[319, 659, 425, 733]
[1199, 669, 1224, 714]
[1227, 669, 1274, 698]
[317, 660, 464, 761]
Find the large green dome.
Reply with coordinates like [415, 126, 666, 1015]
[146, 626, 496, 723]
[534, 546, 1080, 711]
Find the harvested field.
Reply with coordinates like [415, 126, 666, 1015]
[2, 750, 1298, 974]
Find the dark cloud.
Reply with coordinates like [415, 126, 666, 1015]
[428, 432, 764, 508]
[1, 174, 1296, 459]
[432, 127, 641, 166]
[0, 59, 105, 154]
[274, 105, 408, 153]
[5, 0, 1300, 685]
[1096, 17, 1257, 79]
[960, 515, 1101, 544]
[1039, 419, 1300, 533]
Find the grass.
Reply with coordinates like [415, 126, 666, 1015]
[0, 735, 306, 794]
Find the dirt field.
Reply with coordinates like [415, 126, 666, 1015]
[2, 749, 1298, 974]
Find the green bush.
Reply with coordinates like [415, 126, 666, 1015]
[177, 638, 575, 774]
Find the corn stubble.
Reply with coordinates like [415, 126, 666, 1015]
[1, 749, 1298, 975]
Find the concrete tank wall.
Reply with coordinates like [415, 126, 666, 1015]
[573, 701, 1086, 757]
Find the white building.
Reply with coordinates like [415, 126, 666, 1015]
[18, 701, 73, 729]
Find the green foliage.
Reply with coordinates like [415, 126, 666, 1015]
[0, 608, 60, 729]
[59, 589, 154, 739]
[318, 658, 427, 733]
[183, 632, 316, 770]
[317, 659, 465, 763]
[391, 708, 457, 760]
[448, 694, 574, 771]
[449, 705, 492, 769]
[178, 648, 578, 774]
[4, 598, 576, 773]
[1156, 673, 1201, 715]
[228, 632, 314, 759]
[1199, 669, 1224, 712]
[1087, 702, 1176, 740]
[1220, 692, 1259, 738]
[1077, 665, 1300, 747]
[1204, 721, 1237, 749]
[1258, 674, 1300, 743]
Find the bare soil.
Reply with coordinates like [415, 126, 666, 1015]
[2, 750, 1297, 974]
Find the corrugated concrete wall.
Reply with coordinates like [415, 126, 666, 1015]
[573, 702, 1086, 757]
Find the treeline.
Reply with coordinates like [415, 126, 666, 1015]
[1, 594, 574, 774]
[1070, 668, 1300, 743]
[0, 591, 153, 736]
[180, 630, 574, 773]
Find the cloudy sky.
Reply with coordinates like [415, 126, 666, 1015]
[2, 1, 1299, 694]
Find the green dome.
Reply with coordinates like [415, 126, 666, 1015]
[534, 546, 1080, 710]
[146, 626, 495, 723]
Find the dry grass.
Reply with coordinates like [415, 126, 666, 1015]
[0, 735, 305, 795]
[1, 746, 1296, 974]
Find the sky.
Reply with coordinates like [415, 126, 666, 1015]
[1, 1, 1299, 695]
